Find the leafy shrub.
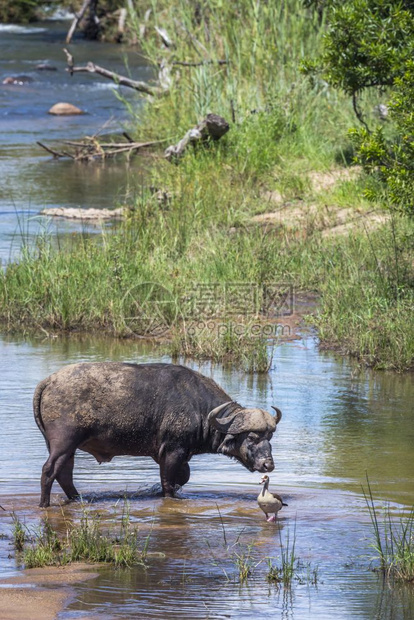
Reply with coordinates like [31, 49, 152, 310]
[350, 62, 414, 215]
[304, 0, 414, 215]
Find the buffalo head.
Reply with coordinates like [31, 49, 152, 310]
[208, 402, 282, 473]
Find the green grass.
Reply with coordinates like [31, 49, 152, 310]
[266, 522, 320, 587]
[13, 501, 149, 569]
[363, 477, 414, 583]
[1, 209, 412, 370]
[0, 0, 413, 371]
[12, 513, 26, 552]
[267, 522, 297, 586]
[0, 0, 41, 23]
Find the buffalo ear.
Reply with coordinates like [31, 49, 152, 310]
[217, 434, 236, 455]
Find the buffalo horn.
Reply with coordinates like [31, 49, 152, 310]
[207, 401, 235, 430]
[271, 406, 282, 425]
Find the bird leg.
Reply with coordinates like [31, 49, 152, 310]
[267, 515, 277, 522]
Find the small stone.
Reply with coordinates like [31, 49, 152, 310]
[48, 102, 84, 116]
[2, 75, 34, 85]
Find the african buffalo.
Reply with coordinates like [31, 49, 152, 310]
[33, 362, 282, 507]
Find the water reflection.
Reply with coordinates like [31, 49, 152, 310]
[321, 369, 414, 503]
[373, 582, 414, 619]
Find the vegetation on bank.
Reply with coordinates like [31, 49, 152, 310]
[0, 0, 413, 371]
[306, 0, 414, 217]
[0, 0, 132, 42]
[13, 503, 150, 568]
[0, 0, 56, 23]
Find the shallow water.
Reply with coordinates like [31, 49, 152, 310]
[0, 20, 149, 263]
[0, 333, 413, 618]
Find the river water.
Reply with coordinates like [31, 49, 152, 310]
[0, 19, 414, 620]
[0, 18, 148, 264]
[0, 333, 413, 619]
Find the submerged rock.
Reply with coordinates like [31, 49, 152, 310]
[48, 102, 84, 116]
[2, 75, 34, 85]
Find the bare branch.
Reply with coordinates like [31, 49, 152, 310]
[155, 26, 174, 48]
[352, 92, 371, 133]
[66, 0, 93, 44]
[63, 51, 162, 96]
[63, 48, 74, 76]
[174, 19, 209, 58]
[170, 59, 228, 67]
[37, 141, 66, 158]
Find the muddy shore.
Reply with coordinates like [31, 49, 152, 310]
[0, 564, 98, 620]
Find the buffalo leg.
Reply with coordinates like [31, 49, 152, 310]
[176, 462, 190, 487]
[55, 454, 79, 501]
[40, 447, 76, 508]
[159, 450, 189, 497]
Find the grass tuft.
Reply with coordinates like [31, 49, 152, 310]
[363, 475, 414, 583]
[12, 501, 148, 569]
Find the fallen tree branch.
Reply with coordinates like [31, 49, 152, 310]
[63, 49, 162, 96]
[70, 62, 161, 95]
[37, 141, 66, 158]
[38, 137, 164, 161]
[165, 113, 230, 162]
[41, 207, 125, 220]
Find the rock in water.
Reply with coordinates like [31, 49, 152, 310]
[48, 102, 84, 116]
[36, 63, 57, 71]
[3, 76, 34, 85]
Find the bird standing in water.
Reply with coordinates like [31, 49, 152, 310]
[257, 475, 287, 522]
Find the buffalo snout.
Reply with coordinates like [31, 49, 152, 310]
[256, 457, 275, 473]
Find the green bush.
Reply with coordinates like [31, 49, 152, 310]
[350, 62, 414, 216]
[315, 1, 414, 94]
[0, 0, 41, 22]
[304, 0, 414, 215]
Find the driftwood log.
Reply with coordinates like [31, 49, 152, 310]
[41, 207, 125, 220]
[165, 113, 230, 162]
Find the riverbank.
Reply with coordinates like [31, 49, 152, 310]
[1, 0, 413, 371]
[0, 564, 98, 620]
